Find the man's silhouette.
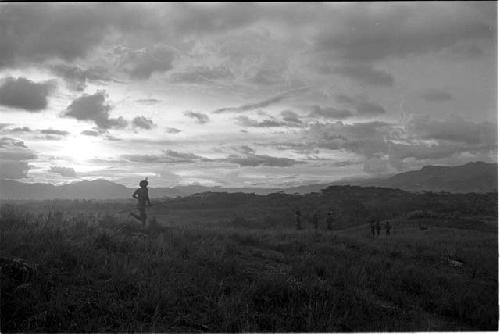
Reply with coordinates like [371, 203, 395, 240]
[375, 220, 381, 236]
[130, 179, 151, 227]
[326, 210, 334, 230]
[312, 211, 319, 230]
[385, 220, 391, 236]
[295, 209, 302, 230]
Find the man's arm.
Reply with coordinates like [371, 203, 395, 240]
[146, 190, 152, 206]
[132, 189, 139, 199]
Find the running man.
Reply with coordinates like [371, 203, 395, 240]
[130, 179, 152, 227]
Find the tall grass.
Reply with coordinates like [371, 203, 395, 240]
[1, 205, 497, 332]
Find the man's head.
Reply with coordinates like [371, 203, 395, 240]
[139, 179, 148, 188]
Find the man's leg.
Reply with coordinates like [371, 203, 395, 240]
[140, 208, 147, 228]
[130, 211, 141, 221]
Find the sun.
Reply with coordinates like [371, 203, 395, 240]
[59, 135, 103, 164]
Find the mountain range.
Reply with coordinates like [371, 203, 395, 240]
[0, 162, 496, 200]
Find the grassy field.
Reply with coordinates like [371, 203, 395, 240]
[1, 203, 498, 332]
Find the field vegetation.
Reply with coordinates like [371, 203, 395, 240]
[1, 186, 497, 332]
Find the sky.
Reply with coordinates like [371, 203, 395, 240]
[0, 2, 497, 188]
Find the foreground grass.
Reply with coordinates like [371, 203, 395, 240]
[1, 213, 497, 332]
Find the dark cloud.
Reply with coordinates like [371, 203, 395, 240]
[226, 153, 298, 167]
[136, 98, 161, 105]
[50, 64, 110, 91]
[40, 129, 69, 135]
[5, 127, 32, 133]
[184, 111, 210, 124]
[165, 127, 181, 134]
[309, 105, 353, 120]
[355, 101, 386, 115]
[0, 77, 54, 111]
[250, 67, 286, 86]
[63, 91, 127, 130]
[305, 121, 395, 156]
[323, 64, 394, 86]
[0, 137, 36, 179]
[0, 137, 28, 148]
[335, 94, 356, 104]
[36, 135, 65, 141]
[301, 116, 497, 174]
[214, 92, 290, 114]
[117, 45, 177, 80]
[419, 89, 453, 102]
[122, 149, 207, 163]
[170, 65, 234, 84]
[49, 166, 77, 177]
[132, 116, 155, 130]
[234, 145, 256, 155]
[335, 94, 386, 116]
[280, 110, 302, 124]
[235, 115, 302, 128]
[105, 135, 122, 141]
[0, 3, 157, 68]
[407, 116, 496, 146]
[315, 3, 495, 62]
[81, 130, 100, 136]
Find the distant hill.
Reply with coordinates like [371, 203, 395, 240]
[0, 179, 129, 200]
[338, 162, 497, 193]
[0, 162, 496, 200]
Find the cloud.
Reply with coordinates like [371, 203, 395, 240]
[308, 105, 353, 119]
[0, 137, 36, 179]
[335, 94, 386, 116]
[136, 98, 161, 105]
[49, 166, 77, 177]
[280, 110, 302, 124]
[132, 116, 155, 130]
[419, 89, 453, 102]
[184, 111, 210, 124]
[0, 77, 54, 111]
[363, 157, 393, 175]
[122, 149, 207, 163]
[407, 116, 496, 146]
[4, 127, 32, 133]
[0, 3, 157, 68]
[81, 130, 100, 136]
[50, 64, 110, 91]
[323, 64, 394, 86]
[226, 153, 298, 167]
[0, 137, 28, 149]
[214, 92, 290, 114]
[40, 129, 69, 135]
[301, 116, 497, 174]
[117, 45, 177, 79]
[170, 65, 234, 84]
[235, 115, 301, 128]
[165, 127, 181, 134]
[314, 3, 495, 63]
[355, 101, 386, 115]
[63, 91, 127, 130]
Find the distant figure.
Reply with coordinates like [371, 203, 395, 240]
[385, 220, 391, 236]
[312, 211, 319, 230]
[130, 178, 152, 227]
[375, 220, 381, 236]
[326, 210, 334, 230]
[370, 218, 376, 237]
[295, 209, 302, 230]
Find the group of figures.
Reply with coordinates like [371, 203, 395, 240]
[369, 218, 391, 237]
[293, 208, 392, 237]
[294, 209, 336, 231]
